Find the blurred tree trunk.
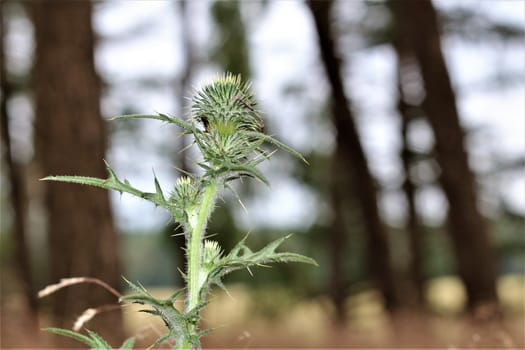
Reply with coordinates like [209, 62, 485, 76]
[397, 104, 425, 306]
[167, 0, 194, 285]
[393, 40, 426, 305]
[1, 2, 37, 313]
[31, 1, 124, 345]
[390, 0, 498, 311]
[308, 0, 399, 313]
[177, 0, 193, 175]
[211, 0, 251, 78]
[328, 147, 349, 322]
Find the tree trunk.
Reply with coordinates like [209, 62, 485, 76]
[167, 0, 194, 284]
[1, 2, 37, 313]
[308, 0, 399, 312]
[390, 0, 498, 311]
[211, 0, 251, 78]
[392, 38, 426, 305]
[31, 1, 124, 345]
[397, 99, 426, 305]
[328, 147, 348, 322]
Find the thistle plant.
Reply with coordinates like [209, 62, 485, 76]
[40, 73, 317, 349]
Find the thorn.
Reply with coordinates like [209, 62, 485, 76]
[204, 232, 219, 239]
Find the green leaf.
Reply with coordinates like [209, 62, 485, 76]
[44, 328, 96, 347]
[44, 328, 113, 349]
[244, 131, 309, 164]
[41, 163, 172, 211]
[152, 332, 174, 347]
[143, 175, 169, 208]
[111, 113, 197, 134]
[219, 162, 270, 186]
[154, 176, 165, 201]
[40, 174, 115, 189]
[167, 288, 187, 303]
[228, 234, 318, 268]
[119, 337, 135, 350]
[119, 280, 204, 347]
[121, 277, 148, 296]
[202, 235, 317, 293]
[86, 329, 113, 349]
[228, 234, 249, 257]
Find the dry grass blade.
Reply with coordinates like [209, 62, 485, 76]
[73, 304, 122, 331]
[38, 277, 121, 299]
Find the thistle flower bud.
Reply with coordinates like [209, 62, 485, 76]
[170, 176, 199, 213]
[192, 73, 262, 133]
[191, 73, 265, 166]
[202, 240, 223, 268]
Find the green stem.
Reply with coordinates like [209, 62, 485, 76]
[177, 337, 193, 350]
[175, 178, 218, 350]
[186, 177, 219, 312]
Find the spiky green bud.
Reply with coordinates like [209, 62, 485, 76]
[191, 73, 266, 167]
[202, 240, 223, 269]
[169, 176, 200, 223]
[192, 73, 263, 134]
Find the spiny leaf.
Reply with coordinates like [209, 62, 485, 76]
[41, 175, 116, 189]
[219, 162, 269, 186]
[152, 332, 174, 347]
[244, 131, 309, 164]
[44, 328, 113, 349]
[111, 113, 197, 134]
[202, 235, 317, 294]
[143, 175, 169, 208]
[119, 282, 203, 348]
[119, 337, 135, 350]
[154, 176, 165, 202]
[121, 277, 149, 297]
[248, 235, 291, 259]
[196, 162, 212, 171]
[167, 288, 187, 303]
[86, 329, 113, 349]
[228, 233, 249, 257]
[44, 328, 96, 348]
[41, 164, 172, 210]
[228, 234, 318, 267]
[259, 251, 318, 265]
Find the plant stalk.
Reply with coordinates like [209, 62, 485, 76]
[186, 177, 219, 314]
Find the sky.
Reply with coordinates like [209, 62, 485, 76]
[4, 0, 525, 233]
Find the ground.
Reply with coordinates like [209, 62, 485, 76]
[1, 276, 524, 349]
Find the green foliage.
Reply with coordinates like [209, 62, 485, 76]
[118, 279, 205, 349]
[44, 328, 135, 350]
[41, 73, 316, 349]
[202, 234, 316, 296]
[42, 162, 171, 211]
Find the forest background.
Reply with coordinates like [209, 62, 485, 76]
[1, 0, 524, 348]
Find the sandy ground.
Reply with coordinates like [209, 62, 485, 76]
[2, 280, 524, 349]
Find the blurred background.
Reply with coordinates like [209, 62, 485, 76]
[1, 0, 524, 348]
